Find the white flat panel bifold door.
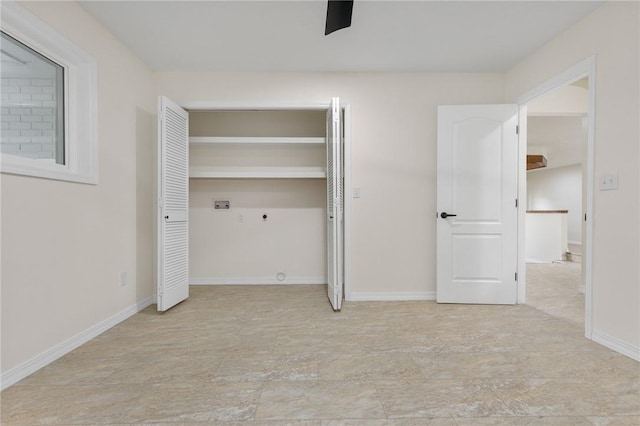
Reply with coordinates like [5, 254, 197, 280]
[326, 97, 343, 311]
[437, 105, 519, 304]
[157, 96, 189, 311]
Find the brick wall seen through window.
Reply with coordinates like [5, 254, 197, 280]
[1, 31, 65, 164]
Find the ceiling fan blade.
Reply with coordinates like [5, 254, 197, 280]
[325, 0, 354, 35]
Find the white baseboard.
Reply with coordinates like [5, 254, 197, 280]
[348, 291, 436, 301]
[592, 329, 640, 362]
[190, 276, 326, 285]
[0, 296, 154, 391]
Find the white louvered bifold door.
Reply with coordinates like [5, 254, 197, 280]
[157, 96, 189, 311]
[326, 97, 343, 311]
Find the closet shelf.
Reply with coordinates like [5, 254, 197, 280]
[189, 166, 326, 179]
[189, 136, 325, 145]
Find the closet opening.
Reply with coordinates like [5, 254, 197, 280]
[188, 110, 329, 288]
[157, 98, 350, 312]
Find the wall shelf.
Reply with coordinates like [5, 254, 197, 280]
[189, 136, 325, 145]
[189, 166, 326, 179]
[527, 154, 548, 170]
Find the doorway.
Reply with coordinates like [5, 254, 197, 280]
[516, 57, 595, 338]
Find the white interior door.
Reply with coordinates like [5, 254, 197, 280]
[437, 104, 519, 304]
[157, 96, 189, 311]
[326, 97, 343, 311]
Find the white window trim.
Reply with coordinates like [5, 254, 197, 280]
[1, 1, 97, 184]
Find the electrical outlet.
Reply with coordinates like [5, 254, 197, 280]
[119, 271, 127, 287]
[599, 173, 618, 191]
[238, 213, 244, 223]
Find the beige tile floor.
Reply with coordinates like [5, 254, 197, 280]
[526, 261, 584, 326]
[2, 284, 638, 425]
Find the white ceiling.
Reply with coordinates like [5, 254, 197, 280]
[79, 0, 603, 73]
[528, 116, 585, 148]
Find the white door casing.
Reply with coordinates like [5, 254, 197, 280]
[437, 104, 519, 304]
[157, 96, 189, 311]
[514, 56, 596, 337]
[326, 97, 343, 311]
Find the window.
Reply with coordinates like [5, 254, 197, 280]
[0, 2, 97, 184]
[1, 31, 65, 165]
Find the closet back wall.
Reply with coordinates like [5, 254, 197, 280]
[189, 179, 326, 284]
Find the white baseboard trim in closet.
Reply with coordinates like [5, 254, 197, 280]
[348, 291, 436, 301]
[592, 329, 640, 362]
[190, 277, 327, 285]
[0, 296, 154, 391]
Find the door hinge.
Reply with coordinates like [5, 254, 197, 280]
[515, 272, 518, 282]
[516, 125, 519, 135]
[515, 198, 518, 208]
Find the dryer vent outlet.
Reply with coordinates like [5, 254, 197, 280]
[214, 200, 230, 210]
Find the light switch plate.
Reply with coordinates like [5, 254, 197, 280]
[353, 187, 361, 198]
[599, 173, 618, 191]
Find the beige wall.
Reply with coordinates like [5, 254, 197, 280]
[527, 85, 588, 116]
[190, 179, 327, 283]
[155, 72, 505, 296]
[527, 164, 583, 244]
[506, 1, 640, 350]
[1, 1, 155, 374]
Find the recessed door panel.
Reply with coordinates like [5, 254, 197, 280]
[453, 119, 504, 223]
[451, 234, 502, 282]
